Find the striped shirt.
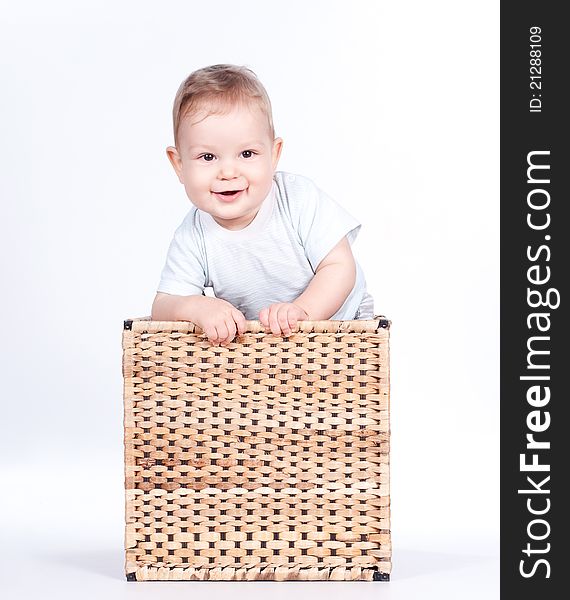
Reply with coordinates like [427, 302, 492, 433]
[158, 171, 374, 320]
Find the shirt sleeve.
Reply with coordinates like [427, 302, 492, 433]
[287, 174, 361, 271]
[157, 214, 206, 296]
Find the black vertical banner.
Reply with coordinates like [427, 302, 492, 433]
[501, 2, 568, 598]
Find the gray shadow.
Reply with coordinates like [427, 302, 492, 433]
[37, 546, 497, 585]
[393, 547, 497, 580]
[37, 547, 125, 580]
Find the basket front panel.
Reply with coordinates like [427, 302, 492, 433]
[124, 328, 390, 581]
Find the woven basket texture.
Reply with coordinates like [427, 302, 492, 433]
[123, 317, 390, 581]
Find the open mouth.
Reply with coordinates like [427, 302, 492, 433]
[212, 188, 245, 202]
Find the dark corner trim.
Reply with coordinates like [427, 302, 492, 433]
[124, 319, 133, 331]
[126, 572, 137, 581]
[373, 571, 390, 581]
[376, 317, 391, 330]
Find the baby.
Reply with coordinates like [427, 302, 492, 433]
[152, 64, 374, 345]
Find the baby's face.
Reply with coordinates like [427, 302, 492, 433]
[168, 103, 282, 230]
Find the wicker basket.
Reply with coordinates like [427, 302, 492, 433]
[122, 317, 391, 581]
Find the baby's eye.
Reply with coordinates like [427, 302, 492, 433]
[241, 150, 256, 159]
[200, 153, 215, 162]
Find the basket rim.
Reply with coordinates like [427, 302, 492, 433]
[123, 315, 390, 334]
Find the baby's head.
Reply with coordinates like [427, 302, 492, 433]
[167, 64, 283, 230]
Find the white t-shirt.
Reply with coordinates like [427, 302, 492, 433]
[157, 172, 374, 320]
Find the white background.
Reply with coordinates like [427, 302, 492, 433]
[0, 1, 499, 598]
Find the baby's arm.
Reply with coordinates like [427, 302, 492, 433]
[151, 293, 246, 346]
[259, 236, 356, 335]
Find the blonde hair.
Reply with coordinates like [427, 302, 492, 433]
[172, 64, 275, 147]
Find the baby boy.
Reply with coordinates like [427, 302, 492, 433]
[152, 64, 374, 345]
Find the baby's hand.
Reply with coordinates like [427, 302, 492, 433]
[259, 303, 309, 336]
[194, 297, 246, 346]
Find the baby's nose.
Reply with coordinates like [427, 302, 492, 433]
[219, 160, 239, 179]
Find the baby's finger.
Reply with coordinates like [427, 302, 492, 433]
[288, 312, 300, 333]
[204, 326, 219, 345]
[233, 310, 247, 336]
[259, 307, 269, 328]
[278, 307, 292, 336]
[221, 319, 236, 346]
[268, 305, 283, 335]
[214, 322, 229, 346]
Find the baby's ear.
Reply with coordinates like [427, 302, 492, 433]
[166, 146, 184, 183]
[272, 137, 284, 169]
